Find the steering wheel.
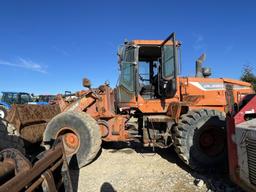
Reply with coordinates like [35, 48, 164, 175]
[139, 74, 144, 81]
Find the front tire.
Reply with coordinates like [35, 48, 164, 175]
[43, 111, 102, 169]
[0, 106, 7, 119]
[173, 109, 227, 172]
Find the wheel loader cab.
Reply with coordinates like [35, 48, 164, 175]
[117, 33, 179, 107]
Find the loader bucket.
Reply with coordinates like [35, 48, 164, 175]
[6, 104, 61, 144]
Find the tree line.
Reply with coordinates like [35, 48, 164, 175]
[240, 65, 256, 91]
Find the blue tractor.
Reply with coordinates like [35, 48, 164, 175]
[0, 92, 34, 119]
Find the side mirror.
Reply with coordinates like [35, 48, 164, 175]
[83, 78, 91, 88]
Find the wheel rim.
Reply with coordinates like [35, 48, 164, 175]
[65, 133, 79, 149]
[56, 128, 80, 156]
[199, 127, 225, 157]
[0, 110, 5, 119]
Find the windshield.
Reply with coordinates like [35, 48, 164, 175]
[123, 46, 135, 62]
[120, 62, 135, 92]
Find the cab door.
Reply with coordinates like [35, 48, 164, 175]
[117, 45, 138, 106]
[160, 32, 178, 98]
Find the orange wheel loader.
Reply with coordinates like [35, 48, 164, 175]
[4, 32, 254, 172]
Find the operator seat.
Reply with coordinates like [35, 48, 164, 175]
[140, 85, 155, 99]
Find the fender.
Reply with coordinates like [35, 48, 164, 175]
[0, 101, 11, 109]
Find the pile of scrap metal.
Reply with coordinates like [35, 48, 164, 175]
[0, 94, 76, 191]
[2, 91, 86, 148]
[0, 134, 73, 192]
[4, 104, 61, 145]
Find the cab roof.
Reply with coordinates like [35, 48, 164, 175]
[130, 40, 180, 46]
[1, 91, 29, 94]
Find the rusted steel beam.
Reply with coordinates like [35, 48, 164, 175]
[41, 170, 57, 192]
[25, 159, 64, 192]
[0, 145, 62, 191]
[0, 138, 72, 192]
[25, 176, 44, 192]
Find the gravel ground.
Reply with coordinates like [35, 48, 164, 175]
[0, 120, 242, 192]
[70, 142, 241, 192]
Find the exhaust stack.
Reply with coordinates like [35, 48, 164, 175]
[196, 53, 206, 77]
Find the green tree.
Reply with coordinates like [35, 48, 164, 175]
[240, 65, 256, 91]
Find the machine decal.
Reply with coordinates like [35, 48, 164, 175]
[189, 82, 250, 91]
[189, 82, 225, 91]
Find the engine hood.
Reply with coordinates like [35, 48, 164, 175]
[180, 77, 254, 93]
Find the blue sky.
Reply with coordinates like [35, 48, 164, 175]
[0, 0, 255, 94]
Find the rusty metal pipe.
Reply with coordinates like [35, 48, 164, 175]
[0, 144, 63, 191]
[25, 159, 64, 192]
[25, 177, 44, 192]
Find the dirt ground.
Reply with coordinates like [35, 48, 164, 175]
[70, 142, 240, 192]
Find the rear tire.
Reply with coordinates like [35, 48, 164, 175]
[173, 109, 227, 172]
[0, 106, 7, 119]
[43, 111, 102, 169]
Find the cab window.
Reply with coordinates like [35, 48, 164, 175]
[20, 94, 31, 104]
[123, 46, 135, 62]
[120, 46, 136, 92]
[162, 45, 175, 79]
